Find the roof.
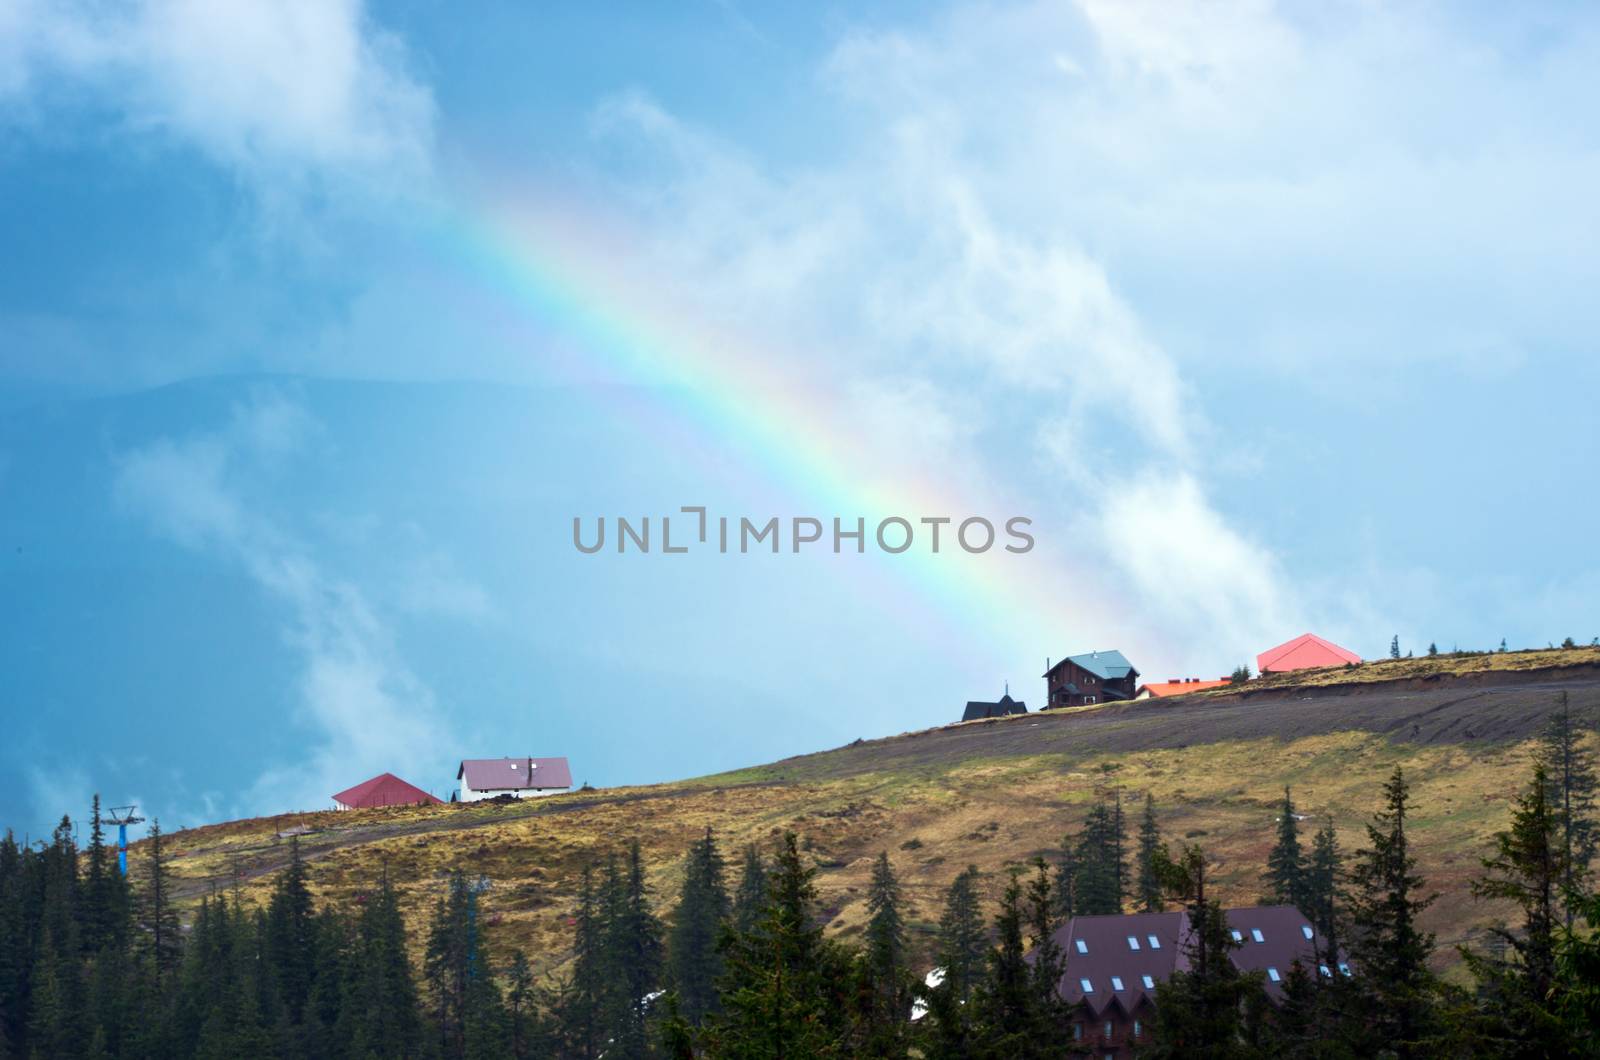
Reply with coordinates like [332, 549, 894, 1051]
[457, 757, 573, 792]
[1256, 633, 1361, 673]
[961, 693, 1028, 721]
[1044, 650, 1138, 681]
[331, 772, 442, 809]
[1136, 679, 1229, 698]
[1050, 905, 1329, 1015]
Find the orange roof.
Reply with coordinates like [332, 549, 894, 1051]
[1256, 633, 1361, 673]
[1137, 679, 1229, 697]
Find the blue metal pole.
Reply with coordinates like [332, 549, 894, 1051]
[117, 822, 128, 876]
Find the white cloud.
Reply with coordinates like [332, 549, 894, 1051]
[2, 0, 433, 193]
[113, 391, 458, 816]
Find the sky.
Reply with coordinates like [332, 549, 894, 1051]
[2, 0, 1597, 839]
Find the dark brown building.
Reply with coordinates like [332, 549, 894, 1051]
[961, 689, 1028, 722]
[1052, 905, 1341, 1058]
[1043, 650, 1139, 708]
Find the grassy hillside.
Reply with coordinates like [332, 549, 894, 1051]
[150, 653, 1600, 980]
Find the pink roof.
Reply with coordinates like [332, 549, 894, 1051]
[331, 772, 442, 809]
[456, 757, 572, 792]
[1256, 633, 1362, 673]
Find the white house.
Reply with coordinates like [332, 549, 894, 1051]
[456, 757, 573, 802]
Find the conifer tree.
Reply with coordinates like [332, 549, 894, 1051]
[1135, 793, 1164, 913]
[731, 844, 768, 937]
[1264, 787, 1308, 911]
[1072, 799, 1124, 914]
[1390, 635, 1401, 659]
[667, 827, 728, 1025]
[425, 870, 474, 1057]
[560, 865, 605, 1059]
[1464, 764, 1568, 1054]
[1022, 858, 1067, 1041]
[137, 819, 181, 978]
[1304, 818, 1343, 967]
[970, 867, 1034, 1053]
[346, 869, 424, 1058]
[1346, 767, 1437, 1057]
[265, 836, 316, 1027]
[860, 851, 910, 1051]
[935, 864, 987, 1003]
[1146, 843, 1263, 1056]
[707, 832, 855, 1058]
[1537, 692, 1597, 927]
[606, 840, 665, 1058]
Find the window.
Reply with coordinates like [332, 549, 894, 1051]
[1148, 935, 1161, 949]
[1127, 935, 1140, 950]
[1301, 924, 1315, 940]
[1073, 1023, 1083, 1041]
[1267, 967, 1281, 983]
[1134, 1019, 1143, 1038]
[1251, 928, 1265, 943]
[1075, 939, 1089, 954]
[1111, 976, 1124, 991]
[1230, 929, 1244, 942]
[1080, 978, 1094, 993]
[1339, 963, 1352, 977]
[1319, 964, 1332, 977]
[1142, 975, 1155, 989]
[1103, 1020, 1113, 1040]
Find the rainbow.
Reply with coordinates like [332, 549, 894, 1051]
[428, 189, 1146, 677]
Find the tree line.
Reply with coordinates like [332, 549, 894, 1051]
[1, 700, 1596, 1057]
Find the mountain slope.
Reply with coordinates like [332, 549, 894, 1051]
[150, 651, 1600, 976]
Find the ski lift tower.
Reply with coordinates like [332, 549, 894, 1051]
[105, 806, 145, 877]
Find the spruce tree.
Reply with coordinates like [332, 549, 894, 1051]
[667, 827, 728, 1025]
[970, 867, 1035, 1054]
[731, 844, 768, 937]
[1537, 692, 1597, 927]
[1022, 858, 1067, 1042]
[860, 851, 910, 1051]
[1264, 787, 1308, 911]
[265, 836, 316, 1027]
[1390, 635, 1401, 660]
[560, 865, 605, 1059]
[346, 869, 424, 1058]
[606, 840, 664, 1059]
[1346, 767, 1437, 1057]
[137, 819, 181, 978]
[1072, 799, 1123, 915]
[935, 865, 987, 1003]
[1136, 794, 1164, 913]
[424, 870, 473, 1057]
[708, 832, 855, 1058]
[1304, 818, 1342, 967]
[1146, 843, 1263, 1056]
[1464, 764, 1568, 1054]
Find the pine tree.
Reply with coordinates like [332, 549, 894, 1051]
[265, 836, 316, 1027]
[667, 827, 728, 1025]
[1427, 642, 1438, 657]
[1390, 635, 1401, 660]
[558, 864, 605, 1059]
[1072, 799, 1123, 915]
[346, 869, 424, 1058]
[970, 867, 1035, 1054]
[505, 950, 539, 1060]
[1346, 767, 1437, 1057]
[1264, 787, 1308, 911]
[731, 844, 768, 937]
[1145, 843, 1263, 1056]
[1464, 764, 1568, 1054]
[425, 871, 473, 1057]
[1022, 858, 1067, 1042]
[1537, 692, 1597, 927]
[1304, 818, 1342, 967]
[137, 819, 181, 978]
[935, 864, 987, 1003]
[860, 851, 910, 1051]
[1136, 793, 1164, 913]
[707, 832, 855, 1058]
[605, 840, 664, 1059]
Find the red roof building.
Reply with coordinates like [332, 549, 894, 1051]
[331, 772, 442, 810]
[1134, 678, 1229, 699]
[1256, 632, 1362, 674]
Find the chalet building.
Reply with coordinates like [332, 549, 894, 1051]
[1043, 650, 1139, 708]
[331, 772, 442, 810]
[1053, 905, 1343, 1058]
[456, 757, 573, 802]
[1133, 677, 1229, 699]
[1256, 632, 1361, 674]
[961, 689, 1028, 722]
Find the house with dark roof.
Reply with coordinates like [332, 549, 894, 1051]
[331, 772, 442, 810]
[961, 689, 1028, 722]
[456, 757, 573, 802]
[1052, 904, 1341, 1057]
[1043, 650, 1140, 708]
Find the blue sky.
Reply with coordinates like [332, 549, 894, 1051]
[2, 1, 1597, 838]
